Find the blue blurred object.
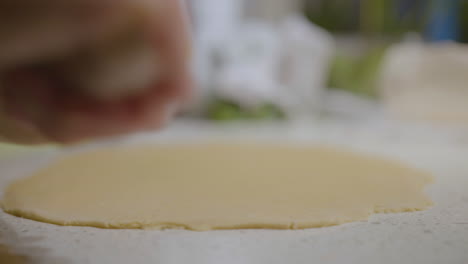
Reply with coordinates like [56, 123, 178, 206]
[426, 0, 461, 42]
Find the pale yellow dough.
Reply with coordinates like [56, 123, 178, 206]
[2, 144, 433, 230]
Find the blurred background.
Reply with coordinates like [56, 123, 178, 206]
[1, 0, 468, 156]
[184, 0, 468, 126]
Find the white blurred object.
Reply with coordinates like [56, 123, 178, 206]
[214, 16, 334, 115]
[188, 0, 244, 112]
[191, 16, 334, 116]
[213, 22, 284, 109]
[278, 15, 335, 114]
[380, 42, 468, 125]
[186, 0, 334, 117]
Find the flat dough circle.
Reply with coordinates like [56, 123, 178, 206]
[2, 144, 433, 230]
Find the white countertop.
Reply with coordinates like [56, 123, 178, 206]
[1, 119, 467, 264]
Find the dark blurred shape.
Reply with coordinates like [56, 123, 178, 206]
[462, 1, 468, 43]
[304, 0, 360, 34]
[304, 0, 467, 43]
[304, 0, 425, 37]
[425, 0, 461, 42]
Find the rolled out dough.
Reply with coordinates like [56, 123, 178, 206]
[2, 144, 433, 230]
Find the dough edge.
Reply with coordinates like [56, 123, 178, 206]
[2, 204, 433, 231]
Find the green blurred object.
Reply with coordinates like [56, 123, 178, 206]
[328, 45, 388, 98]
[304, 0, 429, 37]
[461, 1, 468, 43]
[360, 0, 387, 36]
[208, 101, 243, 121]
[208, 100, 285, 122]
[249, 104, 285, 120]
[305, 0, 358, 33]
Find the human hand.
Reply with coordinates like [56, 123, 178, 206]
[0, 0, 192, 144]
